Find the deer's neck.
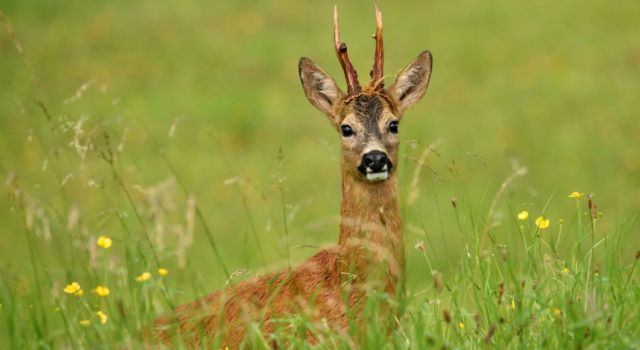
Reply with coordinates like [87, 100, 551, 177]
[338, 172, 404, 287]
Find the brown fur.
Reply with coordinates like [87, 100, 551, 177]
[154, 8, 433, 348]
[154, 168, 403, 348]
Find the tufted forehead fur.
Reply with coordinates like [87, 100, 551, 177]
[344, 94, 391, 122]
[339, 94, 396, 145]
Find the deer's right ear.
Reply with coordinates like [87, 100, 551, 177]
[299, 57, 344, 124]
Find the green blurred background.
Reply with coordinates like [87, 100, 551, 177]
[1, 0, 639, 301]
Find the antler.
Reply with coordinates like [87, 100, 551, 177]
[370, 5, 384, 90]
[333, 6, 361, 96]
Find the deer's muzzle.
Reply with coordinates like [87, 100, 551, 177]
[358, 150, 392, 182]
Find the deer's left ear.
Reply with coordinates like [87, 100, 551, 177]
[387, 51, 433, 115]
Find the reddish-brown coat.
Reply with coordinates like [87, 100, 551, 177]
[154, 173, 402, 347]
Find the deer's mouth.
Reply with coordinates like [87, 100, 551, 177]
[359, 163, 392, 182]
[365, 170, 389, 182]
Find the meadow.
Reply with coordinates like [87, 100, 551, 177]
[1, 0, 639, 348]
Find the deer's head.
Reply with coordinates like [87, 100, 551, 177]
[299, 6, 433, 184]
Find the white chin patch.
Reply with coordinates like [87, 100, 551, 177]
[366, 171, 389, 182]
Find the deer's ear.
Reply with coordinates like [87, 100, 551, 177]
[387, 51, 433, 115]
[299, 57, 344, 123]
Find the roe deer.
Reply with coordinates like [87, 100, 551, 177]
[154, 6, 433, 347]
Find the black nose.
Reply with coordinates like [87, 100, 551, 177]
[360, 151, 392, 173]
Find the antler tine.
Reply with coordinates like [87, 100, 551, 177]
[370, 5, 384, 90]
[333, 6, 361, 96]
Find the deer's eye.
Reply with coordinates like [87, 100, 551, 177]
[341, 124, 354, 137]
[389, 121, 399, 134]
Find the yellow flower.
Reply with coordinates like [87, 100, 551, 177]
[79, 319, 91, 327]
[96, 236, 112, 249]
[511, 299, 516, 310]
[92, 285, 110, 297]
[96, 310, 108, 324]
[64, 282, 84, 296]
[551, 307, 562, 317]
[563, 267, 570, 273]
[535, 216, 550, 229]
[136, 272, 152, 282]
[568, 192, 584, 199]
[158, 268, 169, 276]
[517, 211, 529, 220]
[458, 322, 465, 330]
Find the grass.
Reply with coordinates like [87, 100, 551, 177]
[1, 0, 639, 348]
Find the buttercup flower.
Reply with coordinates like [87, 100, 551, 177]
[79, 319, 91, 327]
[96, 236, 112, 249]
[158, 268, 169, 276]
[458, 322, 465, 330]
[96, 310, 108, 324]
[551, 307, 562, 317]
[517, 211, 529, 220]
[64, 282, 84, 296]
[136, 272, 152, 282]
[92, 285, 110, 297]
[568, 192, 583, 199]
[535, 216, 550, 229]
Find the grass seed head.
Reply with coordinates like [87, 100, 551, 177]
[484, 325, 496, 343]
[433, 271, 443, 292]
[443, 309, 451, 324]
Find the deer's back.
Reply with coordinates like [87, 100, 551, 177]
[154, 247, 355, 347]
